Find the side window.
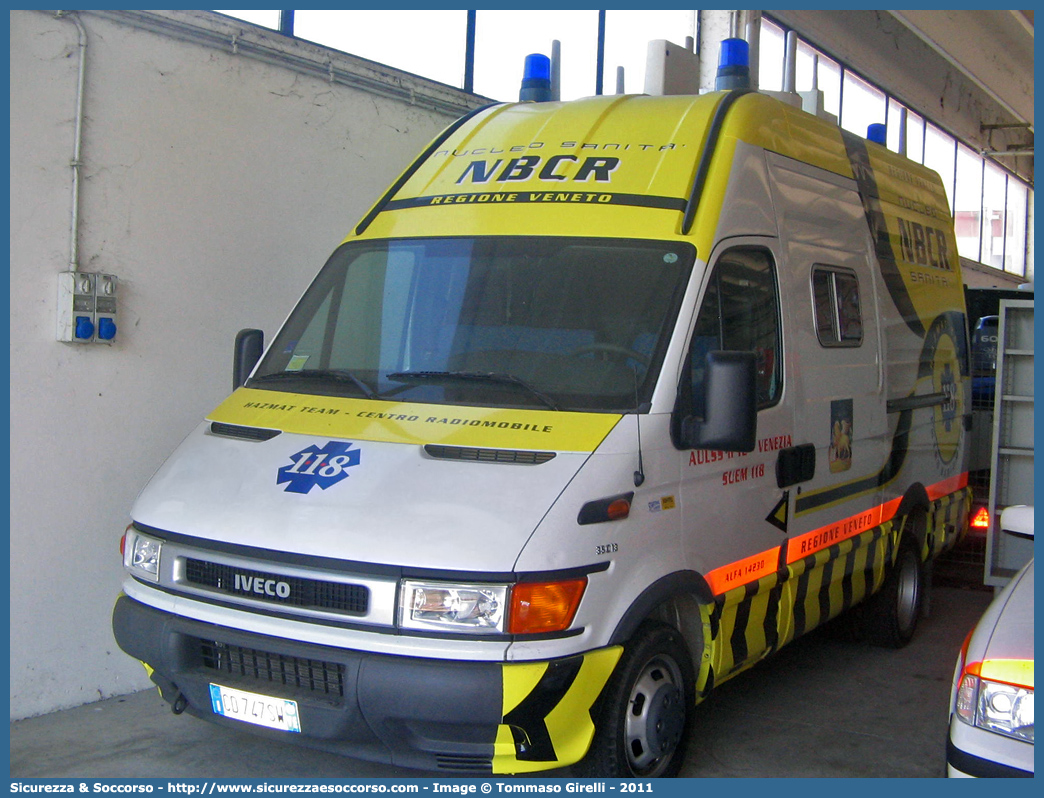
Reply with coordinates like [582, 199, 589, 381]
[812, 266, 863, 346]
[688, 247, 782, 414]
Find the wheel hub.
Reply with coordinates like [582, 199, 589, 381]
[624, 655, 687, 774]
[645, 683, 685, 754]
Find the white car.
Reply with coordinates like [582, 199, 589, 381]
[947, 505, 1034, 777]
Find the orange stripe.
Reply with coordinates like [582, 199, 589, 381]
[705, 546, 780, 595]
[704, 475, 968, 593]
[786, 498, 900, 564]
[927, 471, 968, 501]
[786, 473, 968, 564]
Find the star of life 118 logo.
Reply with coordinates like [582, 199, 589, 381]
[277, 441, 361, 494]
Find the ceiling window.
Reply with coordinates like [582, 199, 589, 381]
[981, 161, 1009, 270]
[213, 9, 279, 29]
[473, 10, 599, 101]
[923, 123, 956, 212]
[293, 10, 468, 89]
[758, 18, 785, 91]
[954, 144, 984, 261]
[904, 109, 926, 165]
[1004, 180, 1028, 276]
[840, 71, 885, 139]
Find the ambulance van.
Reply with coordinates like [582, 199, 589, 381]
[113, 50, 971, 777]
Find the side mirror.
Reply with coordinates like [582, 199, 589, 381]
[233, 328, 264, 391]
[677, 350, 757, 452]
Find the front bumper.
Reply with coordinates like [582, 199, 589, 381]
[946, 716, 1033, 778]
[112, 595, 620, 774]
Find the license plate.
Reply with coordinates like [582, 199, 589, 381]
[209, 683, 301, 733]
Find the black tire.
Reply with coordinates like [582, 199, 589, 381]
[861, 538, 924, 648]
[576, 621, 694, 778]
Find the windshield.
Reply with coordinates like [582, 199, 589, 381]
[250, 237, 694, 412]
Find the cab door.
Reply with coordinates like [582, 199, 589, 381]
[675, 238, 794, 677]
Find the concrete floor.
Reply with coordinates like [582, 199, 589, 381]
[10, 583, 993, 779]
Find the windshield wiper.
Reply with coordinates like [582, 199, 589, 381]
[250, 369, 378, 400]
[387, 370, 561, 411]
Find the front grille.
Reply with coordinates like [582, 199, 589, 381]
[424, 444, 556, 465]
[200, 639, 345, 698]
[184, 558, 369, 615]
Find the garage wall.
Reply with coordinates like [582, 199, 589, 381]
[9, 9, 476, 719]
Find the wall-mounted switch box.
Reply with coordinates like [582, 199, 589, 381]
[57, 271, 118, 344]
[94, 273, 118, 342]
[57, 271, 96, 343]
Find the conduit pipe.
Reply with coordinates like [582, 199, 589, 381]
[745, 11, 761, 92]
[981, 148, 1035, 157]
[55, 10, 88, 272]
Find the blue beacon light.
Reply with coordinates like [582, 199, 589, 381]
[715, 38, 750, 91]
[519, 53, 552, 102]
[866, 123, 887, 145]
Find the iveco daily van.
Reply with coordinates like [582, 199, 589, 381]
[114, 43, 971, 777]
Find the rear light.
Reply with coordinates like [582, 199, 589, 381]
[509, 578, 587, 635]
[970, 506, 990, 530]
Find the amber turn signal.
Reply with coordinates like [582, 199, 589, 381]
[509, 578, 587, 635]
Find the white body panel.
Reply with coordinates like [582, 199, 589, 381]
[132, 423, 596, 573]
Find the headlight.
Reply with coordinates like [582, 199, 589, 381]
[123, 528, 162, 582]
[400, 581, 507, 634]
[956, 659, 1034, 743]
[398, 577, 588, 635]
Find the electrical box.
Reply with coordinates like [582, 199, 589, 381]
[644, 40, 700, 96]
[57, 271, 118, 344]
[95, 273, 118, 342]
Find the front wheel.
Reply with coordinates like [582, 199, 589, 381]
[576, 622, 694, 777]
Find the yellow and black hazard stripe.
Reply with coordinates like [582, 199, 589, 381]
[924, 484, 972, 559]
[492, 647, 621, 774]
[706, 568, 787, 680]
[701, 523, 893, 687]
[786, 521, 894, 643]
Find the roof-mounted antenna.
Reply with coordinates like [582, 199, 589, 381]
[634, 416, 646, 487]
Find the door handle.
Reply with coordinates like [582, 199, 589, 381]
[776, 444, 816, 488]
